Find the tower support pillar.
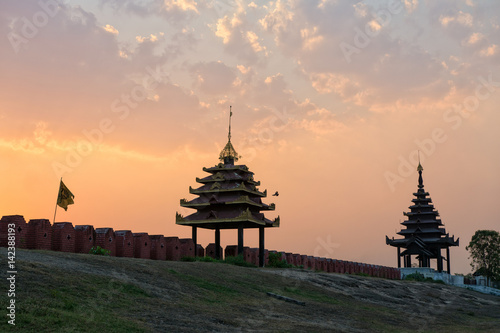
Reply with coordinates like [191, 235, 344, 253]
[215, 228, 221, 260]
[446, 247, 451, 273]
[397, 247, 401, 268]
[259, 226, 265, 267]
[237, 226, 244, 255]
[192, 226, 197, 257]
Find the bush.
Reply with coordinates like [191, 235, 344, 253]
[404, 272, 426, 281]
[224, 255, 256, 268]
[198, 256, 219, 262]
[267, 252, 293, 268]
[180, 256, 196, 262]
[89, 246, 110, 256]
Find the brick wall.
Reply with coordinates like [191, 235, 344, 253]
[225, 245, 238, 258]
[133, 233, 150, 259]
[0, 215, 28, 248]
[75, 225, 95, 254]
[179, 238, 195, 258]
[165, 237, 181, 261]
[95, 228, 116, 256]
[52, 222, 75, 252]
[115, 230, 134, 257]
[205, 243, 223, 260]
[0, 215, 402, 280]
[27, 219, 52, 250]
[150, 235, 166, 260]
[196, 244, 205, 257]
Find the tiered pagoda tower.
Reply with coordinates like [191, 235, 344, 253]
[176, 109, 279, 266]
[386, 162, 459, 273]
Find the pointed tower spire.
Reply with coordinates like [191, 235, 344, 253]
[386, 160, 459, 272]
[228, 105, 232, 142]
[219, 106, 239, 164]
[417, 151, 424, 189]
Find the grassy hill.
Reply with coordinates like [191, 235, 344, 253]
[1, 249, 499, 332]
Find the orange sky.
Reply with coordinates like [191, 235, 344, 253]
[1, 0, 500, 274]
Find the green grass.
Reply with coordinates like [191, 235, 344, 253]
[1, 249, 499, 332]
[0, 264, 151, 332]
[180, 255, 257, 267]
[282, 286, 341, 305]
[177, 272, 238, 295]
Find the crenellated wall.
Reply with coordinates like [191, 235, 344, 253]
[0, 215, 401, 279]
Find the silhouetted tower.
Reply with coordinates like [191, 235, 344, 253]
[176, 108, 279, 266]
[386, 162, 459, 272]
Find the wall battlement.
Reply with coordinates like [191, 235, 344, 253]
[0, 215, 401, 279]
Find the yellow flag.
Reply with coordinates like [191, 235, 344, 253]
[57, 180, 74, 211]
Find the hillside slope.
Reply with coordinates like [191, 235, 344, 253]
[1, 249, 499, 332]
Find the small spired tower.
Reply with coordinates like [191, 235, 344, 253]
[176, 108, 280, 266]
[386, 162, 459, 273]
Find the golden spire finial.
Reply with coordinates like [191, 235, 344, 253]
[417, 150, 423, 172]
[219, 106, 239, 163]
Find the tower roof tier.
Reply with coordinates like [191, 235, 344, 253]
[397, 227, 446, 235]
[176, 109, 279, 231]
[403, 211, 440, 217]
[411, 197, 432, 203]
[203, 164, 252, 174]
[408, 203, 435, 209]
[401, 219, 443, 226]
[386, 163, 458, 252]
[176, 211, 280, 230]
[386, 235, 459, 248]
[196, 173, 260, 186]
[180, 195, 275, 210]
[189, 184, 267, 197]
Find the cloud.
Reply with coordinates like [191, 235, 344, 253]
[480, 44, 498, 57]
[213, 4, 268, 65]
[163, 0, 199, 14]
[135, 33, 163, 43]
[439, 11, 473, 27]
[404, 0, 419, 13]
[300, 26, 324, 51]
[463, 32, 484, 45]
[259, 0, 296, 49]
[101, 0, 201, 23]
[189, 61, 237, 95]
[103, 24, 119, 35]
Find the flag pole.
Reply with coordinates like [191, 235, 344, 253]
[53, 177, 62, 224]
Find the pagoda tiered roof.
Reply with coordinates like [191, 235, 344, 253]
[386, 163, 459, 250]
[176, 111, 279, 231]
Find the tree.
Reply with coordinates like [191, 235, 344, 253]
[466, 230, 500, 285]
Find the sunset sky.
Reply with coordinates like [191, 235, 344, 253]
[1, 0, 499, 274]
